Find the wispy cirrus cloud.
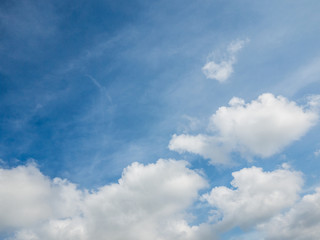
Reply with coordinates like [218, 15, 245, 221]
[273, 57, 320, 96]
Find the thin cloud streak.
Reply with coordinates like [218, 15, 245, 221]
[86, 75, 112, 103]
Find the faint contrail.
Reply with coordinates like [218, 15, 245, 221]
[86, 74, 112, 103]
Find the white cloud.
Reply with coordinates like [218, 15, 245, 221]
[3, 161, 320, 240]
[168, 134, 230, 165]
[81, 159, 208, 240]
[170, 93, 319, 164]
[202, 165, 303, 231]
[258, 188, 320, 240]
[202, 39, 248, 82]
[210, 93, 318, 158]
[202, 61, 234, 82]
[0, 163, 82, 231]
[11, 218, 87, 240]
[2, 160, 210, 240]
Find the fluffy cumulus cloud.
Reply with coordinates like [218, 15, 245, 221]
[202, 39, 248, 82]
[170, 93, 319, 164]
[2, 160, 320, 240]
[1, 160, 211, 240]
[202, 165, 303, 231]
[0, 163, 82, 231]
[210, 93, 318, 158]
[258, 188, 320, 240]
[81, 159, 208, 240]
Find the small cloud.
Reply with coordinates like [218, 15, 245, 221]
[202, 39, 249, 82]
[228, 96, 245, 106]
[168, 134, 230, 165]
[281, 162, 291, 169]
[307, 94, 320, 110]
[314, 149, 320, 157]
[202, 61, 234, 82]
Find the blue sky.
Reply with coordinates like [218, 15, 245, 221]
[1, 0, 320, 239]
